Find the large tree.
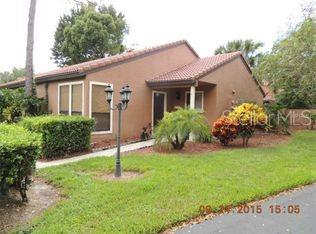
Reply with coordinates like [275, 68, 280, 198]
[0, 67, 26, 84]
[214, 39, 263, 67]
[254, 13, 316, 108]
[25, 0, 37, 96]
[52, 3, 128, 67]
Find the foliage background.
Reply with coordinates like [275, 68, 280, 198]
[0, 67, 25, 84]
[255, 11, 316, 108]
[0, 88, 47, 123]
[214, 39, 263, 67]
[52, 3, 129, 67]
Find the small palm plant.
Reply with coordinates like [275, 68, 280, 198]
[154, 107, 210, 150]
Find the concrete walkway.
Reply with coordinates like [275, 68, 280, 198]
[176, 184, 316, 234]
[36, 139, 154, 169]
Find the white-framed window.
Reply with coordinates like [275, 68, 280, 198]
[89, 81, 113, 134]
[185, 91, 204, 111]
[58, 81, 84, 116]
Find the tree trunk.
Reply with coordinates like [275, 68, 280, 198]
[25, 0, 37, 96]
[18, 176, 29, 202]
[0, 178, 7, 196]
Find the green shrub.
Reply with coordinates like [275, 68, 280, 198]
[0, 124, 41, 202]
[229, 103, 268, 147]
[264, 102, 290, 134]
[0, 88, 47, 123]
[20, 115, 95, 158]
[154, 107, 210, 150]
[212, 116, 238, 146]
[307, 111, 316, 130]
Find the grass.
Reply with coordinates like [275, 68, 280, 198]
[25, 131, 316, 233]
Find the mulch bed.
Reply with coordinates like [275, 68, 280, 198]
[91, 136, 140, 151]
[0, 178, 60, 233]
[134, 132, 291, 155]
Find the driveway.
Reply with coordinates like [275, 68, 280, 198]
[176, 184, 316, 234]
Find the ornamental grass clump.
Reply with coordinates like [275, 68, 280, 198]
[154, 107, 210, 150]
[229, 103, 267, 146]
[0, 124, 41, 202]
[212, 116, 238, 146]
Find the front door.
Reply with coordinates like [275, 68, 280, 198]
[153, 91, 166, 126]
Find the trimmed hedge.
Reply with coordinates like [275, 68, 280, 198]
[20, 115, 95, 158]
[0, 124, 41, 201]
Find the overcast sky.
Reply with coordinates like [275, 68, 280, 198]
[0, 0, 305, 73]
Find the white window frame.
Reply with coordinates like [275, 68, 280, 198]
[151, 90, 167, 129]
[89, 81, 113, 134]
[57, 81, 84, 116]
[185, 91, 204, 111]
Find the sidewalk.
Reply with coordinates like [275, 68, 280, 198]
[36, 139, 154, 169]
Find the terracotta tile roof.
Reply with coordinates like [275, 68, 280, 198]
[36, 39, 198, 80]
[147, 51, 242, 84]
[0, 40, 199, 88]
[262, 85, 275, 102]
[0, 77, 26, 88]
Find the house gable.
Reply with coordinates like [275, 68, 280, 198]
[200, 56, 264, 123]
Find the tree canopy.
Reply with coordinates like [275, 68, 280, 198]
[0, 67, 25, 84]
[51, 3, 128, 67]
[254, 13, 316, 108]
[214, 39, 263, 67]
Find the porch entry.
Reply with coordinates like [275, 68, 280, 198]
[152, 91, 167, 126]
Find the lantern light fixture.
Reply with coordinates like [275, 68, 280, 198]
[104, 84, 114, 104]
[104, 84, 132, 177]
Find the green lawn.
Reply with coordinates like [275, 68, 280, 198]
[25, 131, 315, 233]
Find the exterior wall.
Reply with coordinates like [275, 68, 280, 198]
[36, 84, 46, 98]
[45, 43, 197, 140]
[200, 57, 264, 124]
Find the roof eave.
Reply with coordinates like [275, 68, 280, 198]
[146, 79, 196, 88]
[0, 72, 86, 89]
[0, 82, 24, 89]
[36, 72, 86, 84]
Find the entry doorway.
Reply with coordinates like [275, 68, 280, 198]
[152, 91, 167, 127]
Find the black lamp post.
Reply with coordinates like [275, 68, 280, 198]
[104, 84, 132, 177]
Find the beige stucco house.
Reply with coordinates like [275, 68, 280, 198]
[0, 40, 264, 142]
